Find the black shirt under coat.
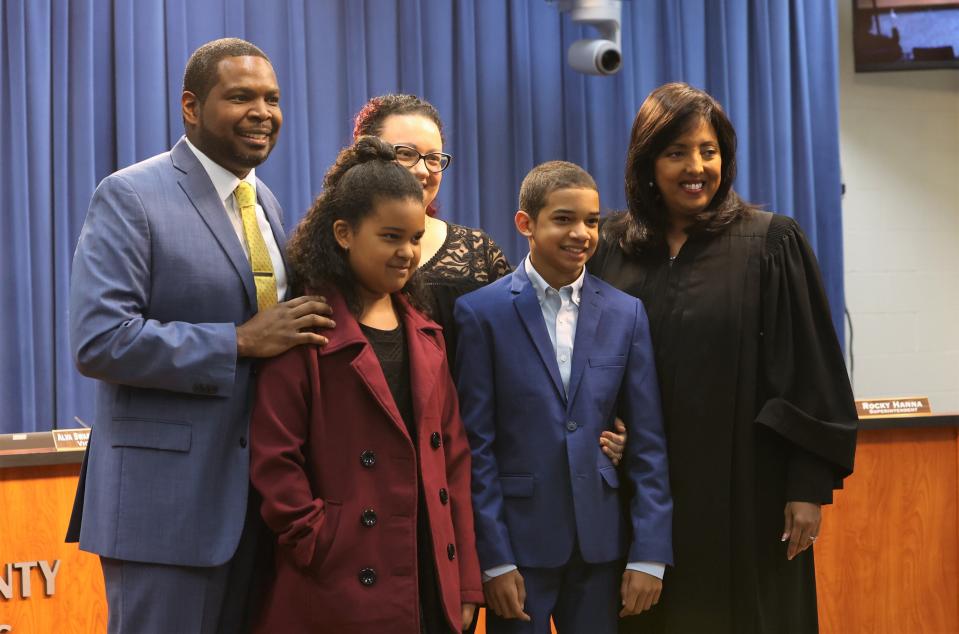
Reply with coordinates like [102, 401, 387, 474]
[359, 322, 447, 634]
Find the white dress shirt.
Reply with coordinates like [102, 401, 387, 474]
[184, 137, 287, 303]
[483, 257, 664, 582]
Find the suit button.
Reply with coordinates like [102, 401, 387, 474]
[360, 508, 377, 527]
[438, 488, 449, 505]
[566, 420, 578, 432]
[358, 567, 377, 586]
[360, 450, 376, 468]
[447, 543, 456, 560]
[430, 432, 442, 449]
[239, 436, 247, 448]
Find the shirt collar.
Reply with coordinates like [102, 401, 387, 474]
[184, 137, 257, 204]
[523, 255, 584, 306]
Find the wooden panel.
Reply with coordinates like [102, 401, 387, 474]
[816, 427, 959, 634]
[475, 608, 557, 634]
[0, 464, 107, 633]
[5, 427, 956, 633]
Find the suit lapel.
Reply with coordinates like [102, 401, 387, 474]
[319, 291, 413, 443]
[402, 303, 442, 431]
[171, 139, 257, 310]
[349, 345, 411, 441]
[566, 275, 602, 407]
[511, 269, 567, 403]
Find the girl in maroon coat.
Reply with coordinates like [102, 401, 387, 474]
[249, 136, 482, 633]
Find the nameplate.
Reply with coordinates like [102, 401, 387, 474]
[52, 428, 90, 451]
[856, 397, 931, 418]
[0, 428, 89, 455]
[0, 432, 55, 454]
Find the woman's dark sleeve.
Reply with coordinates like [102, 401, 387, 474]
[485, 234, 512, 280]
[757, 215, 858, 504]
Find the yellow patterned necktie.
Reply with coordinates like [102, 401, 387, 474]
[233, 181, 277, 312]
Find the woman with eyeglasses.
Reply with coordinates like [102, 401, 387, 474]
[352, 94, 511, 365]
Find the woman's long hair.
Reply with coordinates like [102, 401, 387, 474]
[286, 136, 428, 316]
[608, 82, 755, 254]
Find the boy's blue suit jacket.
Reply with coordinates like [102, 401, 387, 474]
[453, 264, 673, 570]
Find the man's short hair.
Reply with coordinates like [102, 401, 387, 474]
[519, 161, 598, 218]
[182, 38, 270, 102]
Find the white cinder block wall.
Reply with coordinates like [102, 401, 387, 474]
[836, 1, 959, 411]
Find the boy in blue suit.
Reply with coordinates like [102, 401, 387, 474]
[454, 161, 673, 633]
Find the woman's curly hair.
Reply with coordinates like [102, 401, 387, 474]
[352, 93, 445, 143]
[353, 93, 445, 217]
[286, 136, 428, 316]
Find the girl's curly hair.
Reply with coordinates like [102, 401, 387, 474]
[286, 136, 428, 316]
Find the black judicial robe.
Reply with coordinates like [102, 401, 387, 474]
[589, 209, 857, 634]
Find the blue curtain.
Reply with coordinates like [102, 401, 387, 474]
[0, 0, 845, 433]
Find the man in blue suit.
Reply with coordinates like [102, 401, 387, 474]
[67, 38, 332, 633]
[454, 161, 673, 633]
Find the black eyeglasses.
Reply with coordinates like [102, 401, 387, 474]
[392, 144, 452, 173]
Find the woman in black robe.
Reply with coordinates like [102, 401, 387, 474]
[589, 82, 858, 634]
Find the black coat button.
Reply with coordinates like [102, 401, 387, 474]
[430, 432, 442, 449]
[438, 488, 449, 505]
[239, 436, 247, 448]
[447, 543, 456, 560]
[358, 567, 377, 586]
[361, 508, 377, 527]
[566, 420, 578, 432]
[360, 450, 376, 468]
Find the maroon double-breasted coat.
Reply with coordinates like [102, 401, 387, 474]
[249, 290, 483, 633]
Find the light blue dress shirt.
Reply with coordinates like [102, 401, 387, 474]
[524, 256, 582, 394]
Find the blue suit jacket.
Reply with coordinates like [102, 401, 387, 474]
[66, 137, 288, 567]
[453, 264, 672, 570]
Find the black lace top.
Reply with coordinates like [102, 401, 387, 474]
[419, 222, 511, 365]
